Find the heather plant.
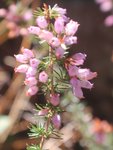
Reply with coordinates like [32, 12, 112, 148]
[14, 3, 97, 150]
[0, 1, 33, 38]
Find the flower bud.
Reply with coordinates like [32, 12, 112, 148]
[36, 16, 48, 29]
[30, 58, 40, 68]
[72, 53, 86, 66]
[15, 64, 29, 73]
[39, 71, 48, 83]
[39, 30, 53, 43]
[55, 46, 65, 59]
[52, 114, 61, 129]
[50, 93, 60, 106]
[26, 86, 38, 96]
[22, 48, 34, 59]
[64, 36, 77, 45]
[65, 20, 79, 36]
[26, 67, 37, 77]
[28, 26, 40, 35]
[49, 37, 60, 48]
[24, 77, 38, 87]
[54, 17, 64, 34]
[14, 54, 28, 63]
[52, 5, 67, 16]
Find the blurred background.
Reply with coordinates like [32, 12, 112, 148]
[0, 0, 113, 150]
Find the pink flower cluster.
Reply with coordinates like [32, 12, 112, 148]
[95, 0, 113, 26]
[14, 4, 97, 129]
[65, 53, 97, 98]
[0, 3, 33, 38]
[28, 4, 79, 59]
[14, 48, 49, 96]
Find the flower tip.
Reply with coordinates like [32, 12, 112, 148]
[94, 72, 98, 78]
[14, 68, 17, 73]
[26, 92, 31, 97]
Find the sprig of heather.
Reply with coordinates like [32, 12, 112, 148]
[14, 3, 97, 150]
[0, 2, 33, 38]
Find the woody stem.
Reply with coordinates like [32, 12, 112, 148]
[49, 46, 54, 94]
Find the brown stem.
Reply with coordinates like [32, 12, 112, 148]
[40, 136, 45, 150]
[49, 46, 54, 94]
[40, 45, 54, 149]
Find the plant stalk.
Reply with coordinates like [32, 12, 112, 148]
[40, 46, 54, 149]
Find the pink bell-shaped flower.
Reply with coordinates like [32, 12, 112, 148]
[52, 114, 61, 129]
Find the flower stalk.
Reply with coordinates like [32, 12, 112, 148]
[49, 46, 54, 95]
[14, 3, 97, 150]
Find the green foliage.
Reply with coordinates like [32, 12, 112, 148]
[27, 144, 41, 150]
[34, 8, 44, 18]
[28, 124, 45, 139]
[53, 66, 71, 93]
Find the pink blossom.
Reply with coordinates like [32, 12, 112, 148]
[52, 4, 67, 16]
[39, 30, 53, 43]
[15, 64, 29, 73]
[65, 20, 79, 36]
[26, 67, 37, 77]
[30, 58, 40, 68]
[66, 52, 97, 99]
[49, 37, 60, 48]
[55, 46, 65, 59]
[76, 68, 97, 80]
[67, 65, 78, 77]
[39, 71, 48, 83]
[52, 114, 61, 129]
[68, 66, 97, 81]
[54, 17, 64, 34]
[80, 80, 93, 89]
[69, 67, 97, 99]
[70, 77, 84, 98]
[64, 36, 77, 45]
[28, 26, 40, 35]
[14, 54, 28, 63]
[50, 93, 60, 106]
[36, 16, 48, 29]
[26, 86, 38, 96]
[104, 15, 113, 26]
[22, 48, 34, 59]
[72, 53, 87, 66]
[24, 77, 38, 87]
